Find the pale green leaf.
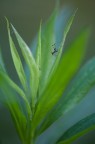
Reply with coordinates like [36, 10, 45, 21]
[57, 113, 95, 144]
[35, 23, 42, 101]
[11, 24, 39, 111]
[35, 22, 41, 71]
[0, 71, 31, 116]
[6, 18, 27, 92]
[0, 49, 6, 72]
[32, 28, 90, 131]
[0, 74, 27, 143]
[49, 9, 77, 78]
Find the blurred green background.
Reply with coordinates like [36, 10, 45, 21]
[0, 0, 95, 144]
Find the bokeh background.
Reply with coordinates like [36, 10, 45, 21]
[0, 0, 95, 144]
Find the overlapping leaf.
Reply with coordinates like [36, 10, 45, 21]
[35, 23, 42, 100]
[0, 71, 31, 117]
[32, 9, 76, 96]
[39, 9, 58, 95]
[6, 18, 27, 92]
[11, 24, 39, 111]
[57, 113, 95, 144]
[0, 5, 92, 144]
[38, 51, 95, 135]
[32, 28, 90, 131]
[0, 72, 28, 143]
[49, 9, 77, 79]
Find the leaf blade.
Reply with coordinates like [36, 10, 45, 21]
[0, 74, 27, 143]
[0, 71, 31, 116]
[0, 49, 6, 72]
[39, 9, 58, 95]
[11, 24, 39, 110]
[50, 9, 77, 76]
[36, 22, 41, 71]
[6, 18, 27, 91]
[57, 113, 95, 144]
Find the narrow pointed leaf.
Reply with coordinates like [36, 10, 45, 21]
[6, 19, 27, 91]
[0, 49, 6, 72]
[35, 23, 42, 101]
[57, 113, 95, 144]
[50, 9, 77, 78]
[32, 28, 90, 130]
[0, 71, 31, 116]
[11, 24, 39, 110]
[39, 9, 58, 95]
[0, 75, 27, 143]
[36, 22, 41, 71]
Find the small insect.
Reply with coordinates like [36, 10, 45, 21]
[51, 43, 58, 55]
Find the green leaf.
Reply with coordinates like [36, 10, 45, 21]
[50, 9, 77, 78]
[38, 53, 95, 135]
[11, 24, 39, 111]
[6, 18, 27, 92]
[57, 113, 95, 144]
[35, 23, 41, 101]
[0, 49, 6, 72]
[0, 73, 28, 143]
[32, 28, 90, 131]
[0, 71, 31, 116]
[35, 22, 41, 71]
[39, 9, 58, 95]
